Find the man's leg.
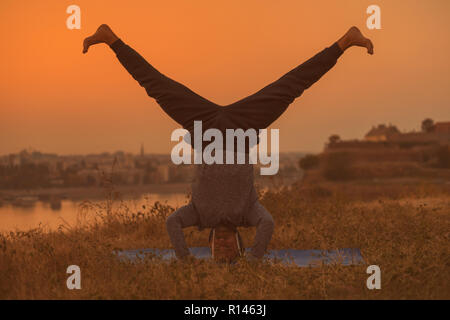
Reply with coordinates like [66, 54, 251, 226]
[243, 201, 275, 259]
[83, 24, 220, 132]
[166, 203, 200, 259]
[222, 26, 374, 130]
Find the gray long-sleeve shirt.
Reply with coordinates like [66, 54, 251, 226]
[191, 162, 258, 229]
[166, 162, 274, 259]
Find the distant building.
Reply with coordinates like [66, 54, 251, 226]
[389, 121, 450, 144]
[9, 154, 21, 166]
[365, 124, 401, 142]
[0, 156, 8, 166]
[157, 165, 170, 183]
[364, 121, 450, 145]
[389, 132, 446, 144]
[19, 149, 32, 165]
[432, 122, 450, 134]
[49, 178, 64, 187]
[77, 169, 100, 186]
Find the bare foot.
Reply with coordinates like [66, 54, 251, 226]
[82, 24, 119, 54]
[338, 26, 374, 55]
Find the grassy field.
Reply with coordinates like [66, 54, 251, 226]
[0, 179, 449, 299]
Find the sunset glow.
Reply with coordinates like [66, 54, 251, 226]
[1, 0, 449, 155]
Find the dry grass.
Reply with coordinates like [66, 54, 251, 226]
[0, 180, 449, 299]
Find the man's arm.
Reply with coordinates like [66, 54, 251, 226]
[166, 203, 200, 259]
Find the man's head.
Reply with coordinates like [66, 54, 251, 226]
[209, 224, 243, 263]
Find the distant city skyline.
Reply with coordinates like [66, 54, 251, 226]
[0, 146, 309, 158]
[3, 118, 447, 157]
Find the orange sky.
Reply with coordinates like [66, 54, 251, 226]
[1, 0, 449, 155]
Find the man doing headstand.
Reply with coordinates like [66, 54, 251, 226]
[83, 24, 373, 262]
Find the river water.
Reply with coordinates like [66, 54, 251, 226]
[0, 193, 188, 232]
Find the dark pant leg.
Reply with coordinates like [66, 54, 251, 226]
[109, 39, 220, 132]
[242, 201, 275, 258]
[222, 42, 344, 130]
[166, 203, 200, 259]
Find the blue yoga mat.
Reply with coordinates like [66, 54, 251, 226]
[116, 247, 364, 267]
